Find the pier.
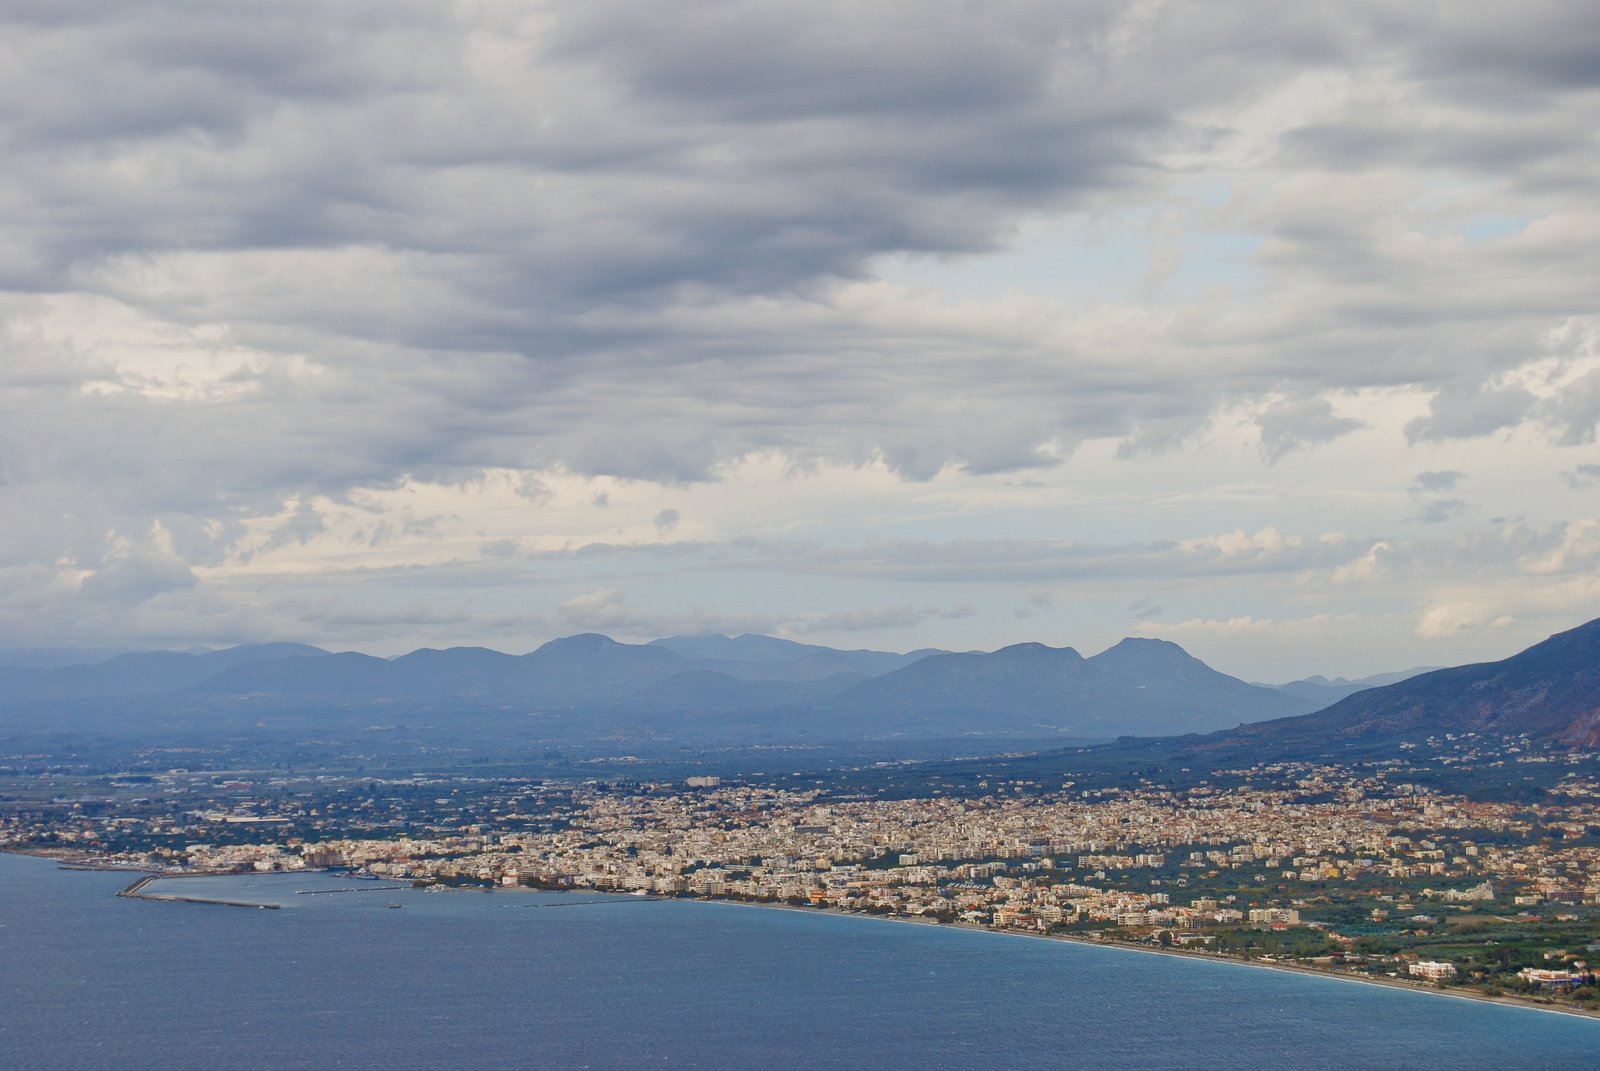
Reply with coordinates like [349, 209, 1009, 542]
[296, 885, 410, 895]
[525, 896, 662, 908]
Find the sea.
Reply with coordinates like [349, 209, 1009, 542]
[2, 852, 1594, 1070]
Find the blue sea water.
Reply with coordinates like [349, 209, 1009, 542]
[2, 852, 1595, 1070]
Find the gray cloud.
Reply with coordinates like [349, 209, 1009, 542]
[795, 605, 926, 634]
[1544, 367, 1600, 445]
[3, 5, 1590, 508]
[77, 550, 197, 604]
[4, 2, 1600, 653]
[1128, 597, 1164, 620]
[1013, 589, 1057, 619]
[1279, 4, 1600, 185]
[1562, 463, 1600, 488]
[246, 498, 328, 560]
[553, 586, 958, 641]
[1416, 499, 1469, 525]
[555, 587, 790, 639]
[1404, 3, 1600, 97]
[707, 531, 1376, 585]
[1412, 470, 1465, 492]
[1405, 383, 1537, 443]
[1408, 471, 1470, 525]
[558, 588, 650, 633]
[1256, 397, 1364, 463]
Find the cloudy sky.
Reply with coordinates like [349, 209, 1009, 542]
[3, 1, 1598, 679]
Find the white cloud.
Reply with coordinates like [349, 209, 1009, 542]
[1416, 602, 1516, 640]
[557, 588, 641, 632]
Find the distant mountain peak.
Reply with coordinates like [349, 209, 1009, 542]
[648, 632, 941, 676]
[993, 642, 1081, 659]
[1123, 636, 1180, 648]
[1089, 636, 1202, 671]
[208, 642, 329, 659]
[536, 632, 621, 652]
[1100, 636, 1191, 655]
[650, 633, 824, 663]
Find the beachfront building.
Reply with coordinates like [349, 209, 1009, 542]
[1408, 961, 1457, 982]
[1518, 968, 1584, 990]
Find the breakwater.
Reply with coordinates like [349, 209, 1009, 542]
[118, 873, 280, 910]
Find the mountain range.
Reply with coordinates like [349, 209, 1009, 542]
[4, 621, 1595, 760]
[0, 630, 1397, 746]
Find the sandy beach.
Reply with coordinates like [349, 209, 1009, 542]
[701, 894, 1600, 1023]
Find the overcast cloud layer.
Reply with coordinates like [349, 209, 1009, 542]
[3, 1, 1598, 679]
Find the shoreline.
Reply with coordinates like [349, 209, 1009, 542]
[9, 849, 1597, 1023]
[694, 895, 1600, 1023]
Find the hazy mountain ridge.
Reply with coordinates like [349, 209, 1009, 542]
[1225, 617, 1600, 751]
[1008, 617, 1600, 783]
[650, 633, 939, 677]
[8, 622, 1592, 758]
[1269, 667, 1439, 707]
[0, 643, 329, 701]
[0, 630, 1332, 744]
[844, 619, 1600, 802]
[824, 638, 1308, 739]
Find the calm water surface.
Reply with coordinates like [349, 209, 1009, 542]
[2, 852, 1594, 1069]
